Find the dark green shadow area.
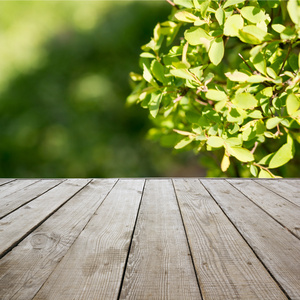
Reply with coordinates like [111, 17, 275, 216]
[0, 1, 205, 177]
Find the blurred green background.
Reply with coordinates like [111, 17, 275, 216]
[0, 0, 205, 178]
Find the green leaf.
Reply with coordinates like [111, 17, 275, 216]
[225, 71, 249, 82]
[206, 89, 227, 101]
[151, 60, 165, 84]
[240, 6, 268, 24]
[223, 0, 245, 9]
[258, 169, 273, 178]
[174, 136, 195, 149]
[140, 52, 156, 58]
[221, 153, 230, 172]
[143, 63, 153, 83]
[175, 11, 199, 23]
[247, 75, 268, 83]
[269, 143, 293, 168]
[215, 7, 225, 26]
[286, 93, 300, 115]
[239, 25, 272, 44]
[287, 0, 300, 25]
[149, 93, 162, 118]
[250, 51, 267, 75]
[227, 146, 254, 162]
[224, 15, 244, 37]
[258, 152, 274, 165]
[272, 24, 286, 33]
[250, 164, 258, 176]
[266, 117, 282, 129]
[170, 68, 195, 81]
[184, 27, 211, 46]
[209, 37, 224, 66]
[232, 93, 258, 109]
[207, 136, 224, 148]
[173, 0, 194, 8]
[193, 0, 201, 9]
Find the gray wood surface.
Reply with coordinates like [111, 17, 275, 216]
[228, 179, 300, 238]
[33, 179, 144, 300]
[173, 178, 287, 300]
[0, 179, 117, 300]
[120, 179, 201, 299]
[202, 179, 300, 300]
[0, 179, 90, 257]
[0, 178, 299, 300]
[0, 179, 15, 186]
[0, 179, 39, 202]
[255, 179, 300, 207]
[0, 179, 63, 218]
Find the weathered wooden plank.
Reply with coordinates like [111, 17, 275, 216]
[255, 179, 300, 207]
[228, 179, 300, 239]
[33, 179, 144, 300]
[0, 179, 40, 200]
[120, 179, 201, 300]
[173, 178, 287, 300]
[0, 179, 117, 300]
[0, 179, 63, 218]
[0, 179, 15, 186]
[0, 179, 90, 257]
[202, 179, 300, 300]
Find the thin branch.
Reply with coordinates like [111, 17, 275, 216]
[278, 43, 292, 76]
[238, 53, 255, 73]
[165, 0, 176, 6]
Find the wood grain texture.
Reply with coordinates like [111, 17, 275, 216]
[0, 179, 90, 257]
[0, 179, 39, 201]
[33, 179, 144, 300]
[202, 179, 300, 300]
[120, 179, 201, 300]
[228, 179, 300, 239]
[173, 178, 287, 300]
[0, 179, 63, 218]
[255, 179, 300, 207]
[0, 179, 116, 300]
[0, 179, 15, 186]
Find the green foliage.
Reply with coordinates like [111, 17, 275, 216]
[128, 0, 300, 177]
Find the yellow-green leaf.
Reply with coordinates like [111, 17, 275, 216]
[175, 11, 199, 23]
[286, 93, 300, 115]
[258, 169, 273, 178]
[206, 89, 227, 101]
[287, 0, 300, 25]
[266, 117, 282, 129]
[239, 25, 272, 44]
[174, 136, 195, 149]
[223, 0, 245, 9]
[225, 71, 249, 82]
[184, 27, 211, 46]
[221, 153, 230, 172]
[149, 94, 162, 118]
[240, 6, 268, 24]
[232, 93, 258, 109]
[215, 7, 225, 26]
[207, 136, 224, 148]
[209, 37, 224, 66]
[224, 15, 244, 37]
[269, 143, 293, 168]
[227, 146, 254, 162]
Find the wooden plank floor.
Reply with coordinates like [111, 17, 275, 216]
[0, 178, 299, 300]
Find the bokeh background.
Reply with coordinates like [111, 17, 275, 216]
[0, 0, 205, 178]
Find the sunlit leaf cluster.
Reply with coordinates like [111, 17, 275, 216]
[128, 0, 300, 177]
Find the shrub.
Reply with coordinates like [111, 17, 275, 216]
[128, 0, 300, 177]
